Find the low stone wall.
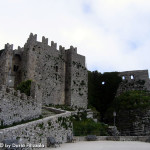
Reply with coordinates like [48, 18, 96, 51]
[74, 136, 150, 142]
[0, 111, 73, 147]
[43, 106, 66, 114]
[0, 86, 42, 126]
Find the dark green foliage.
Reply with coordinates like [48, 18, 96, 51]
[70, 110, 108, 136]
[57, 116, 72, 130]
[16, 137, 20, 140]
[38, 123, 44, 129]
[16, 80, 32, 96]
[88, 71, 122, 121]
[105, 90, 150, 128]
[114, 90, 150, 111]
[73, 118, 108, 136]
[48, 121, 51, 126]
[88, 105, 100, 120]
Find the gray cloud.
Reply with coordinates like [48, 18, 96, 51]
[0, 0, 150, 74]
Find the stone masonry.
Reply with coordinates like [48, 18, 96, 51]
[117, 70, 150, 95]
[116, 70, 150, 136]
[0, 110, 73, 147]
[0, 82, 42, 126]
[0, 33, 86, 144]
[0, 33, 88, 108]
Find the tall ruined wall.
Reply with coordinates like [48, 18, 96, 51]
[0, 49, 6, 85]
[117, 70, 150, 95]
[12, 49, 23, 88]
[22, 34, 37, 81]
[65, 47, 88, 108]
[0, 83, 42, 127]
[116, 70, 150, 136]
[0, 44, 13, 87]
[0, 44, 23, 88]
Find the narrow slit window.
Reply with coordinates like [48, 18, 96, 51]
[56, 66, 58, 72]
[55, 74, 58, 80]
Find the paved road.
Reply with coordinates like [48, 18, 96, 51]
[43, 141, 150, 150]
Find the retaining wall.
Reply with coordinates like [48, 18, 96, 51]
[74, 136, 150, 142]
[0, 111, 73, 147]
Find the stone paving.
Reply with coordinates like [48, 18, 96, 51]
[42, 141, 150, 150]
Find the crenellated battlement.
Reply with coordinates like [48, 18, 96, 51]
[42, 36, 48, 45]
[24, 33, 80, 54]
[69, 45, 77, 53]
[17, 46, 22, 51]
[59, 45, 65, 51]
[26, 33, 37, 45]
[51, 41, 57, 49]
[5, 43, 13, 50]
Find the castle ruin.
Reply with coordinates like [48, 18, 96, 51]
[0, 33, 88, 109]
[117, 70, 150, 95]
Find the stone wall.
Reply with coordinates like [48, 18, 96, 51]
[74, 136, 150, 142]
[65, 47, 88, 108]
[117, 109, 150, 136]
[117, 70, 150, 95]
[0, 84, 42, 126]
[0, 44, 13, 87]
[21, 35, 66, 106]
[0, 111, 73, 147]
[116, 70, 150, 136]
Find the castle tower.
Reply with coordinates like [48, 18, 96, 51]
[65, 46, 88, 108]
[0, 43, 14, 87]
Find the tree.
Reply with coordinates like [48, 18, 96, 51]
[105, 90, 150, 133]
[88, 71, 122, 121]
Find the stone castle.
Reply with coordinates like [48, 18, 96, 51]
[117, 70, 150, 95]
[0, 33, 150, 143]
[0, 33, 88, 108]
[0, 33, 87, 143]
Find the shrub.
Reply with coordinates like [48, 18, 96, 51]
[16, 80, 32, 96]
[114, 90, 150, 111]
[73, 118, 108, 136]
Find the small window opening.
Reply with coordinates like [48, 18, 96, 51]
[55, 74, 58, 80]
[13, 65, 19, 72]
[122, 76, 125, 80]
[131, 75, 134, 79]
[56, 66, 58, 72]
[102, 81, 105, 85]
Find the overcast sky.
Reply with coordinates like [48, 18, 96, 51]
[0, 0, 150, 73]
